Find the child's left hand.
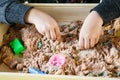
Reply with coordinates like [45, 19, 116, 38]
[78, 11, 103, 49]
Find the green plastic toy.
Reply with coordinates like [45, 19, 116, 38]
[10, 38, 25, 55]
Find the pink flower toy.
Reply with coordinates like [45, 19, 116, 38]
[49, 54, 65, 67]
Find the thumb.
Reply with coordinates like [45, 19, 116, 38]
[100, 29, 104, 36]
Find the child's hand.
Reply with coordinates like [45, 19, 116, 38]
[25, 8, 61, 41]
[78, 11, 103, 49]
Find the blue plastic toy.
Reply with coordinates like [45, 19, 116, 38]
[28, 67, 46, 74]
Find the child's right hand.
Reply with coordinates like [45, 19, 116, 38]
[25, 8, 61, 41]
[78, 11, 103, 49]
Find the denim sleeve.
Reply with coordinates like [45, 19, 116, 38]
[91, 0, 120, 24]
[0, 0, 32, 24]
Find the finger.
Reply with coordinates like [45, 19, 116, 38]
[55, 27, 61, 41]
[100, 29, 104, 36]
[84, 37, 90, 49]
[95, 37, 99, 44]
[90, 39, 95, 48]
[40, 31, 45, 35]
[50, 28, 56, 40]
[78, 36, 84, 49]
[45, 29, 50, 39]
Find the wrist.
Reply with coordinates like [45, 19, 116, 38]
[91, 11, 103, 26]
[24, 8, 38, 24]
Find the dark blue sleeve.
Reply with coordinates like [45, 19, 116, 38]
[91, 0, 120, 24]
[0, 0, 32, 24]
